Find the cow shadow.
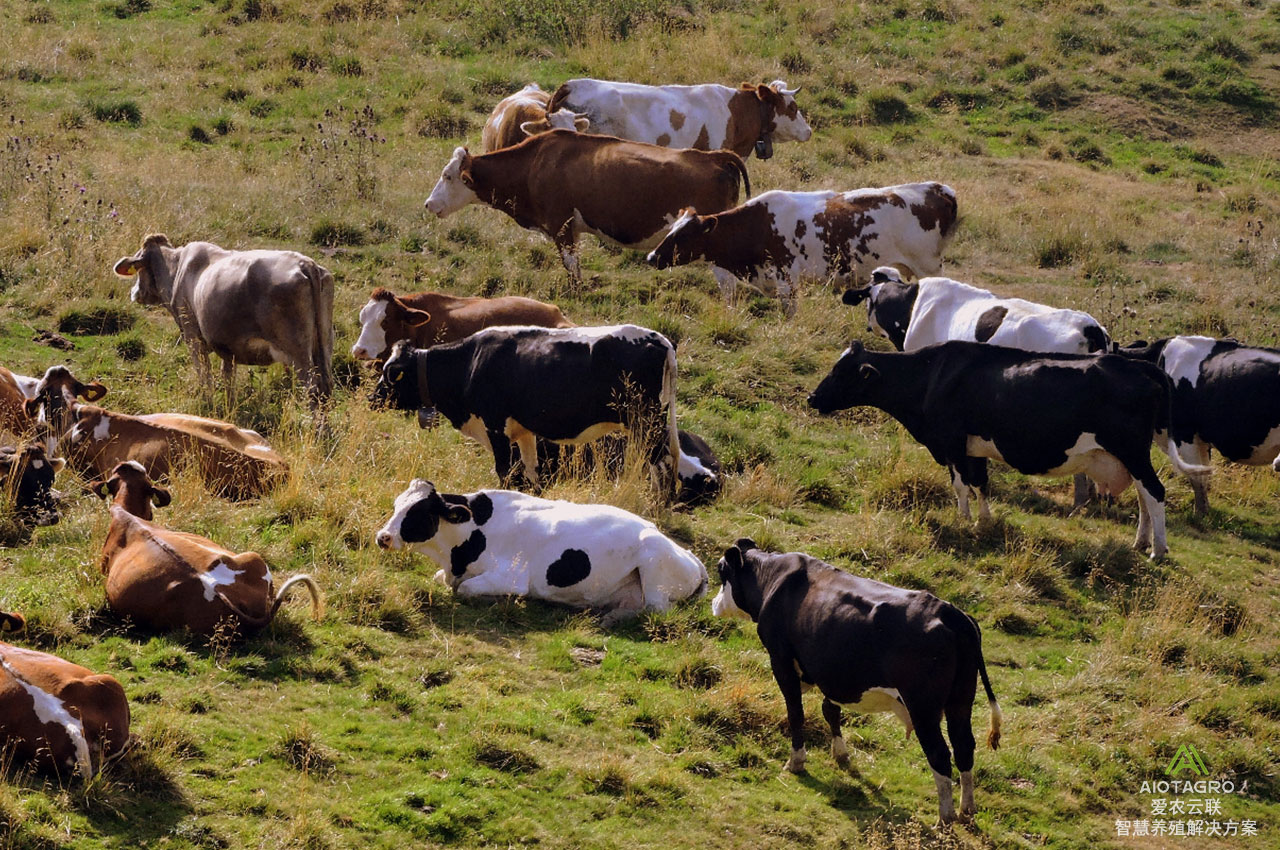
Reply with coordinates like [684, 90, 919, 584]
[1185, 506, 1280, 549]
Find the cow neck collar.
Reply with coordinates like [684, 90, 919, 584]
[416, 347, 431, 407]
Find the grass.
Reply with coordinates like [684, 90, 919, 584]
[0, 0, 1278, 848]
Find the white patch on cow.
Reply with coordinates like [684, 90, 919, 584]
[711, 582, 750, 619]
[352, 298, 388, 360]
[30, 458, 43, 469]
[425, 148, 478, 217]
[198, 560, 241, 601]
[92, 416, 112, 442]
[11, 373, 39, 400]
[678, 448, 713, 480]
[245, 444, 272, 453]
[129, 281, 142, 303]
[1246, 424, 1280, 465]
[934, 770, 956, 824]
[1160, 335, 1220, 389]
[964, 435, 1003, 462]
[123, 460, 146, 474]
[0, 653, 93, 780]
[458, 414, 493, 453]
[837, 687, 913, 732]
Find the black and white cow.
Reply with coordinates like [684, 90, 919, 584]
[808, 341, 1209, 558]
[375, 480, 708, 621]
[1118, 336, 1280, 514]
[1, 443, 64, 528]
[373, 325, 679, 498]
[676, 430, 722, 506]
[711, 539, 1001, 824]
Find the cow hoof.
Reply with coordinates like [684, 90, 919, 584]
[784, 753, 807, 774]
[834, 753, 851, 771]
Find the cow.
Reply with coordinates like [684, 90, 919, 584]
[0, 626, 131, 781]
[95, 461, 323, 636]
[844, 267, 1111, 507]
[1118, 336, 1280, 515]
[710, 539, 1001, 825]
[375, 479, 707, 623]
[424, 130, 751, 287]
[646, 183, 958, 316]
[482, 83, 589, 152]
[676, 429, 722, 506]
[351, 287, 574, 363]
[0, 366, 40, 437]
[113, 234, 334, 409]
[2, 365, 107, 453]
[807, 341, 1211, 559]
[60, 405, 288, 500]
[373, 326, 680, 498]
[547, 79, 811, 160]
[1, 442, 64, 527]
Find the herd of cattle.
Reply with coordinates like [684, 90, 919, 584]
[1, 76, 1278, 827]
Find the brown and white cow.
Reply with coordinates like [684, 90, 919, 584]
[0, 621, 131, 781]
[61, 405, 288, 500]
[647, 183, 958, 316]
[424, 130, 751, 286]
[482, 83, 589, 152]
[96, 461, 322, 636]
[351, 287, 574, 362]
[2, 365, 107, 452]
[548, 79, 811, 160]
[113, 234, 334, 408]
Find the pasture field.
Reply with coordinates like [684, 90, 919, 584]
[1, 0, 1279, 847]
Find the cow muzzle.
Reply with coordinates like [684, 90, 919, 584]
[375, 530, 397, 550]
[417, 407, 440, 429]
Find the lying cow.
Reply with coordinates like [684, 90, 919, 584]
[808, 341, 1209, 558]
[425, 131, 751, 287]
[482, 83, 589, 152]
[2, 365, 107, 452]
[62, 405, 288, 500]
[711, 539, 1000, 824]
[351, 287, 574, 362]
[1, 442, 64, 527]
[96, 461, 323, 635]
[646, 183, 957, 315]
[374, 325, 679, 497]
[375, 480, 707, 622]
[114, 234, 334, 408]
[1119, 336, 1280, 514]
[0, 623, 131, 781]
[548, 79, 811, 160]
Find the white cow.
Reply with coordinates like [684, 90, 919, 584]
[481, 84, 589, 152]
[375, 480, 708, 622]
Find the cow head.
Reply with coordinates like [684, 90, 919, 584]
[375, 478, 472, 552]
[808, 341, 881, 415]
[647, 208, 713, 270]
[372, 340, 433, 417]
[842, 267, 918, 351]
[758, 81, 811, 146]
[711, 538, 764, 621]
[519, 110, 590, 138]
[113, 233, 175, 306]
[0, 610, 25, 634]
[425, 147, 478, 218]
[675, 429, 722, 507]
[93, 460, 170, 522]
[23, 365, 108, 455]
[352, 288, 433, 362]
[0, 442, 64, 527]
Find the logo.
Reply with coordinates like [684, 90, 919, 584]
[1166, 745, 1209, 778]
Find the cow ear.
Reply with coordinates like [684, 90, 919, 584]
[735, 537, 757, 552]
[113, 256, 142, 277]
[756, 83, 771, 100]
[23, 398, 40, 418]
[858, 363, 880, 381]
[49, 457, 65, 472]
[573, 115, 590, 131]
[459, 168, 476, 190]
[842, 287, 872, 306]
[82, 382, 108, 401]
[403, 307, 432, 328]
[722, 546, 743, 569]
[702, 216, 718, 234]
[519, 119, 549, 136]
[151, 487, 172, 508]
[91, 477, 112, 499]
[443, 504, 471, 525]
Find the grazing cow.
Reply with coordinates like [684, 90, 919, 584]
[96, 461, 322, 635]
[1, 443, 64, 527]
[0, 629, 130, 781]
[482, 83, 589, 152]
[61, 405, 288, 500]
[711, 539, 1000, 824]
[1118, 336, 1280, 514]
[375, 479, 707, 622]
[676, 429, 722, 506]
[548, 79, 811, 160]
[808, 341, 1210, 558]
[424, 130, 751, 286]
[646, 183, 957, 315]
[113, 234, 334, 407]
[373, 326, 679, 497]
[351, 287, 574, 363]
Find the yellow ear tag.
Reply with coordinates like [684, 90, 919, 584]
[393, 372, 404, 382]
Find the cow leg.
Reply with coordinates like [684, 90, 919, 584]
[513, 433, 541, 489]
[186, 335, 213, 388]
[1071, 473, 1096, 511]
[712, 266, 739, 305]
[1135, 479, 1168, 559]
[945, 701, 978, 819]
[488, 429, 524, 489]
[768, 654, 808, 773]
[949, 464, 972, 520]
[774, 275, 798, 319]
[907, 699, 956, 824]
[220, 355, 236, 411]
[1184, 440, 1212, 516]
[966, 457, 992, 521]
[821, 698, 851, 769]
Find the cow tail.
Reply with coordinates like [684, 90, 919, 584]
[1152, 371, 1212, 480]
[661, 341, 679, 499]
[950, 611, 1001, 750]
[938, 183, 960, 241]
[309, 263, 335, 402]
[270, 574, 325, 622]
[548, 83, 572, 114]
[728, 153, 751, 198]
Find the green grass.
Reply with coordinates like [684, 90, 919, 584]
[1, 0, 1279, 848]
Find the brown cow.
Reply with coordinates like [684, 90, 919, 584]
[424, 130, 751, 286]
[2, 365, 107, 452]
[482, 83, 589, 152]
[351, 288, 574, 362]
[61, 405, 288, 500]
[0, 621, 131, 781]
[96, 461, 323, 636]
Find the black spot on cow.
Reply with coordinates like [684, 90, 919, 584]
[975, 306, 1008, 343]
[1082, 324, 1108, 353]
[468, 493, 494, 526]
[546, 548, 592, 587]
[401, 498, 441, 543]
[450, 529, 487, 576]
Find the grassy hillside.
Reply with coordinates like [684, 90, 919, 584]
[1, 0, 1278, 847]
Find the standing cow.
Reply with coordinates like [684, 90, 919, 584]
[712, 539, 1001, 824]
[482, 83, 589, 152]
[1119, 336, 1280, 514]
[113, 235, 334, 408]
[548, 79, 811, 160]
[424, 130, 751, 287]
[646, 183, 957, 316]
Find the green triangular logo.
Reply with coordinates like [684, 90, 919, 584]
[1166, 744, 1208, 777]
